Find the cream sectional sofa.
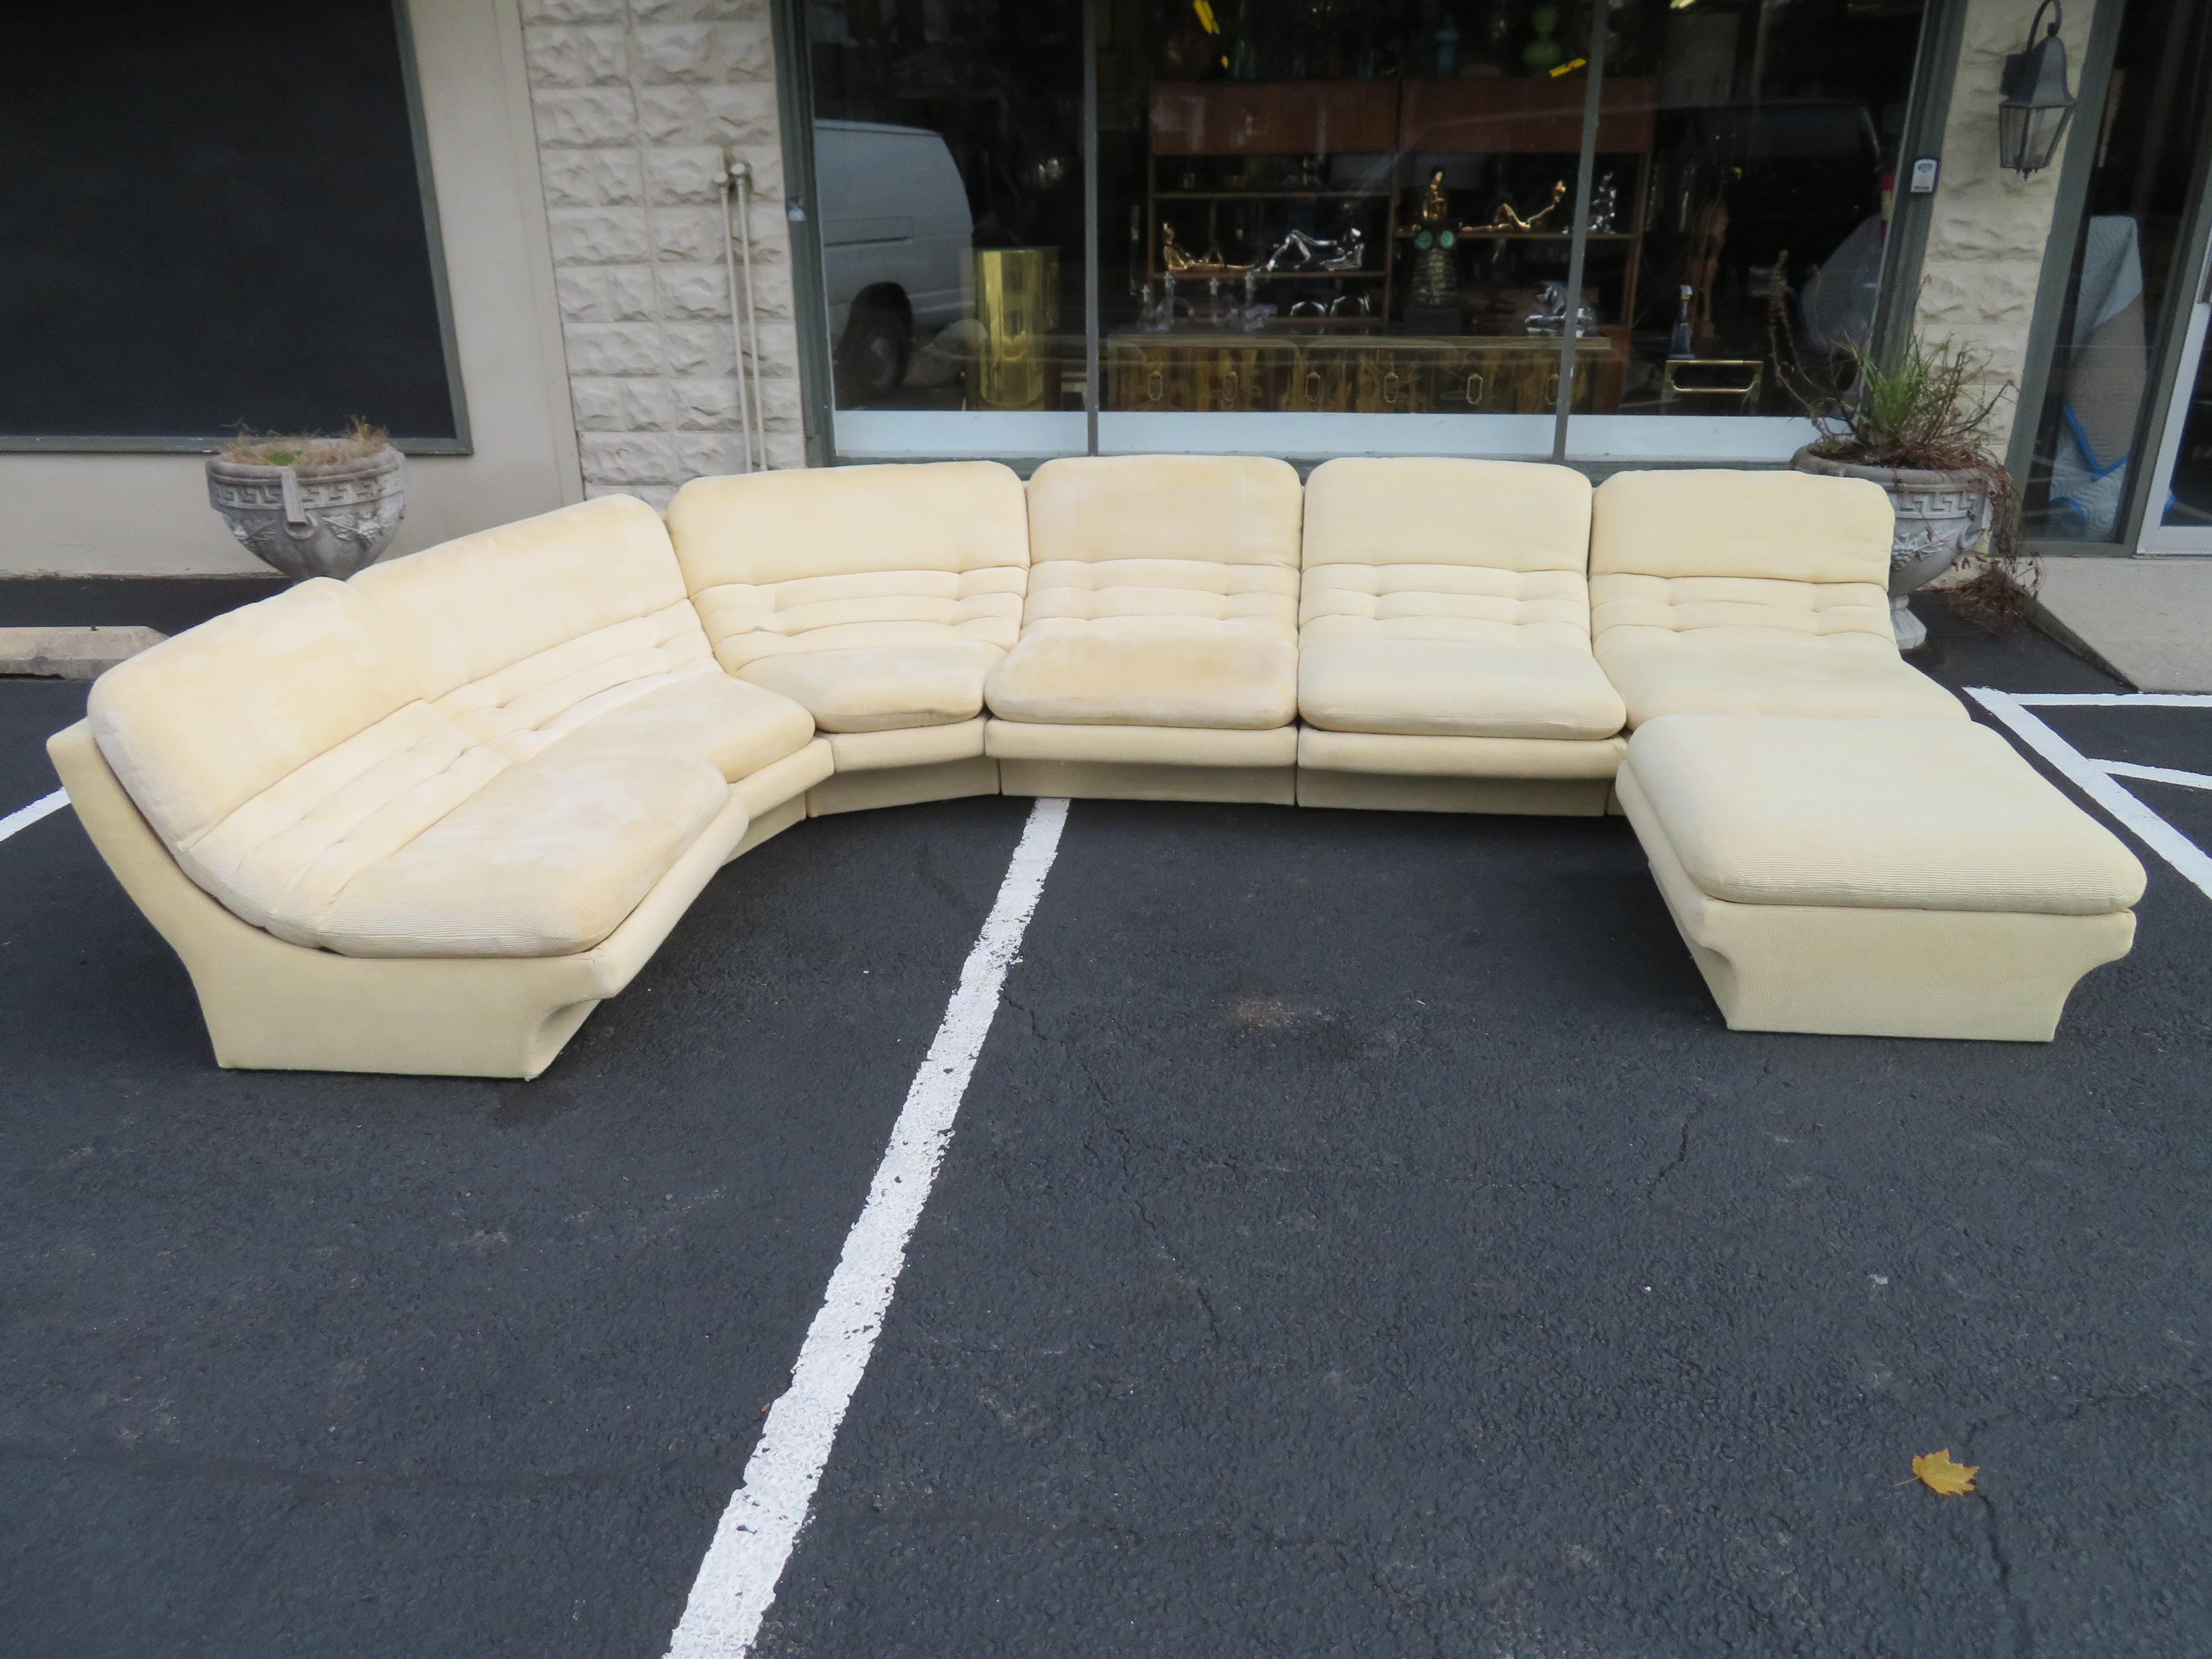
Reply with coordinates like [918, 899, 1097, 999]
[47, 456, 2142, 1076]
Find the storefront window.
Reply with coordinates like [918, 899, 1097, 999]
[805, 0, 1086, 455]
[804, 0, 1929, 463]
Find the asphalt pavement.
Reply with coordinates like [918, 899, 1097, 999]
[3, 599, 2207, 1657]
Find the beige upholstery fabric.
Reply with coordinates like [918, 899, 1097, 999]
[1298, 458, 1624, 744]
[354, 495, 734, 762]
[1618, 764, 2136, 1041]
[89, 498, 794, 962]
[986, 719, 1297, 768]
[1298, 728, 1623, 780]
[1589, 469, 1965, 725]
[998, 759, 1296, 805]
[667, 462, 1029, 731]
[1296, 770, 1611, 816]
[809, 756, 1001, 816]
[828, 719, 986, 772]
[311, 752, 729, 958]
[988, 455, 1301, 730]
[1623, 716, 2146, 915]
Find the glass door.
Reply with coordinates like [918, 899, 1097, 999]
[2139, 240, 2212, 551]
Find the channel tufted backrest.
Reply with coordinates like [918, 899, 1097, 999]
[87, 579, 513, 942]
[1022, 454, 1303, 641]
[1300, 457, 1594, 649]
[1589, 469, 1898, 643]
[346, 495, 717, 767]
[665, 461, 1031, 673]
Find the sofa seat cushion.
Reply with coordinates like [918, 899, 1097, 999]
[1299, 637, 1624, 740]
[307, 752, 733, 958]
[1595, 630, 1966, 724]
[985, 629, 1298, 730]
[737, 640, 1003, 733]
[539, 673, 815, 781]
[1623, 716, 2146, 915]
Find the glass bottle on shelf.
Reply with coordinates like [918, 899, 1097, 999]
[1669, 285, 1696, 359]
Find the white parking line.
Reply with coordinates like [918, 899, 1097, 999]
[2098, 760, 2212, 792]
[0, 790, 67, 844]
[1968, 687, 2212, 902]
[665, 795, 1071, 1658]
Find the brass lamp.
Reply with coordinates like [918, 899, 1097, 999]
[1997, 0, 2075, 180]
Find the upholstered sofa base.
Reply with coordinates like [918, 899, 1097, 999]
[1296, 770, 1612, 816]
[998, 759, 1297, 805]
[808, 755, 1000, 816]
[49, 721, 814, 1079]
[1617, 767, 2135, 1042]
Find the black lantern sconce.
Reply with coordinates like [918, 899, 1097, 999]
[1998, 0, 2076, 179]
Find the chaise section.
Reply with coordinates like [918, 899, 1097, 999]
[667, 462, 1028, 812]
[1617, 715, 2144, 1039]
[1589, 469, 1967, 726]
[1295, 457, 1625, 815]
[987, 454, 1302, 803]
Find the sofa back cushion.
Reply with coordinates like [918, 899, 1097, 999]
[1021, 454, 1302, 641]
[349, 495, 719, 762]
[87, 578, 518, 937]
[664, 461, 1030, 672]
[1588, 469, 1896, 643]
[1301, 457, 1594, 648]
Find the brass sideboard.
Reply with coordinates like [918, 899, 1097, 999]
[1106, 329, 1624, 415]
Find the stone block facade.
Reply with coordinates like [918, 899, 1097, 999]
[1914, 0, 2102, 453]
[522, 0, 808, 505]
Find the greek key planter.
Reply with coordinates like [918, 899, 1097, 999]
[207, 447, 407, 580]
[1793, 446, 1991, 652]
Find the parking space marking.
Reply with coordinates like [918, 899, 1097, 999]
[0, 789, 67, 844]
[2099, 760, 2212, 792]
[1968, 687, 2212, 903]
[665, 795, 1071, 1659]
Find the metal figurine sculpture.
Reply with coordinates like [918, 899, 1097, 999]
[1262, 226, 1366, 273]
[1160, 223, 1247, 278]
[1396, 169, 1481, 307]
[1484, 179, 1569, 232]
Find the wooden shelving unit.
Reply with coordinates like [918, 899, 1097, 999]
[1135, 76, 1658, 412]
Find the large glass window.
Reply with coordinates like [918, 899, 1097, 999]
[805, 0, 1930, 463]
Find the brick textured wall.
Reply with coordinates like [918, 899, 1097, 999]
[522, 0, 809, 504]
[1914, 0, 2102, 454]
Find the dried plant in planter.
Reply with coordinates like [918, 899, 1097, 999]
[1769, 279, 2038, 635]
[220, 417, 390, 470]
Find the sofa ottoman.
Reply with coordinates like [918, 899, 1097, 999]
[1616, 716, 2146, 1040]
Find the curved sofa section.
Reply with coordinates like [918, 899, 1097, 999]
[48, 456, 2122, 1077]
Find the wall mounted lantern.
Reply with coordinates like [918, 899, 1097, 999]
[1998, 0, 2076, 179]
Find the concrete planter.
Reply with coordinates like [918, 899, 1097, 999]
[207, 446, 407, 580]
[1791, 445, 1991, 651]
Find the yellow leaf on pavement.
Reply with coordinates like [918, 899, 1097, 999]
[1911, 1449, 1979, 1495]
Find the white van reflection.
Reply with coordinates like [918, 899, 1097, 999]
[816, 119, 976, 405]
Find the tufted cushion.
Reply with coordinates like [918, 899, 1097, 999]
[88, 502, 766, 960]
[1624, 716, 2146, 915]
[666, 462, 1028, 732]
[1300, 637, 1624, 739]
[1294, 457, 1621, 742]
[738, 640, 1004, 733]
[1589, 469, 1964, 725]
[990, 455, 1301, 729]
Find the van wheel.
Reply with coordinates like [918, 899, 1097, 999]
[838, 305, 910, 402]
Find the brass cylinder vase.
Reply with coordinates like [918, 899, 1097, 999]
[971, 248, 1059, 411]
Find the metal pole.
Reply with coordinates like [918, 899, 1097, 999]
[1552, 1, 1610, 464]
[722, 149, 757, 474]
[1083, 0, 1101, 457]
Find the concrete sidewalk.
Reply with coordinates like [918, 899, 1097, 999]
[2034, 556, 2212, 691]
